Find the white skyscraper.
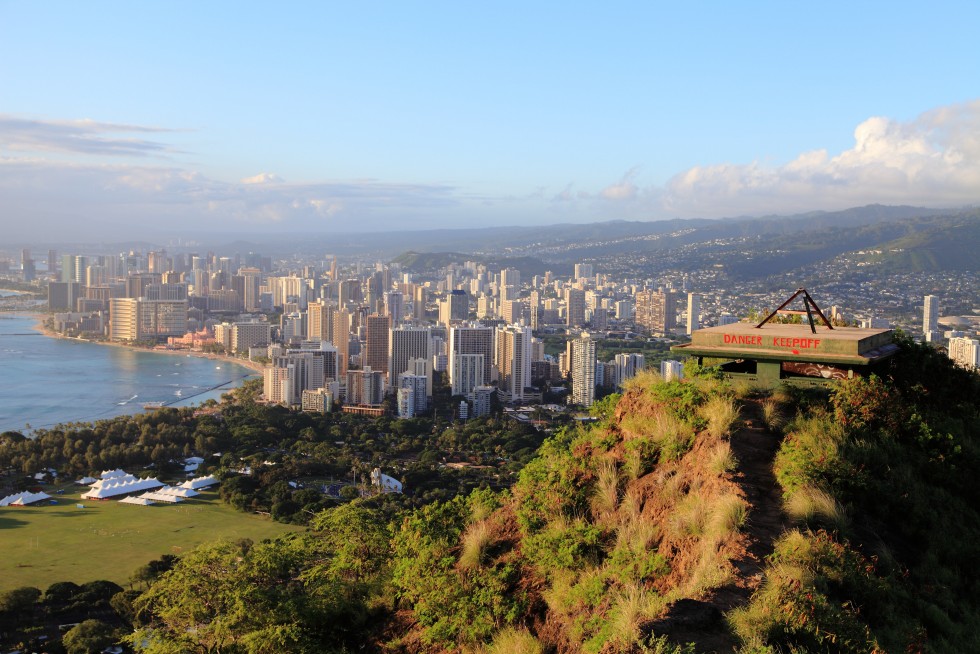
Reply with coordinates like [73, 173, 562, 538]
[615, 352, 645, 388]
[923, 295, 939, 337]
[398, 372, 428, 415]
[660, 359, 684, 381]
[687, 293, 701, 335]
[571, 332, 597, 407]
[948, 337, 980, 370]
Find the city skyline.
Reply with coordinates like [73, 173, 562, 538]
[2, 3, 980, 240]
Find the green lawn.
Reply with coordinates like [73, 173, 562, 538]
[0, 487, 301, 592]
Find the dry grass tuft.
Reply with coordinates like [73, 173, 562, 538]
[706, 493, 748, 543]
[683, 544, 735, 598]
[732, 379, 761, 399]
[761, 397, 785, 432]
[591, 459, 621, 523]
[484, 626, 545, 654]
[621, 369, 664, 393]
[785, 486, 845, 531]
[671, 493, 709, 538]
[708, 442, 737, 475]
[700, 395, 740, 439]
[607, 585, 667, 650]
[459, 519, 493, 570]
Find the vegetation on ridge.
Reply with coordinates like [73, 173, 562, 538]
[3, 337, 979, 653]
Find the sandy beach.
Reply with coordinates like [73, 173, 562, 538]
[29, 314, 266, 374]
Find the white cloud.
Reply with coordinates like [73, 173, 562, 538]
[241, 172, 284, 185]
[3, 100, 980, 240]
[658, 99, 980, 217]
[600, 167, 640, 200]
[0, 115, 178, 157]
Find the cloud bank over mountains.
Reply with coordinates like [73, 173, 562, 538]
[657, 100, 980, 218]
[2, 99, 978, 240]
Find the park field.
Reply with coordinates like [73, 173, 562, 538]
[0, 488, 301, 592]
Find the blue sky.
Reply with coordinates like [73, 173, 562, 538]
[2, 1, 979, 240]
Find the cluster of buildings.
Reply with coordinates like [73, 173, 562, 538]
[30, 246, 977, 417]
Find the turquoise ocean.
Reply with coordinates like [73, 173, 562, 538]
[0, 313, 256, 433]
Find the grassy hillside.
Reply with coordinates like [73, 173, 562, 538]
[386, 339, 980, 653]
[867, 212, 980, 272]
[118, 339, 980, 653]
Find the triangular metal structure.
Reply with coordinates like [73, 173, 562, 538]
[754, 288, 834, 335]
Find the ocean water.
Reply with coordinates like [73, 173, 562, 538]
[0, 313, 257, 433]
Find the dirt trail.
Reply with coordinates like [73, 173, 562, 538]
[652, 398, 788, 652]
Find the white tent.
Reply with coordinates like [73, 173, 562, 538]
[0, 491, 52, 506]
[139, 491, 184, 503]
[119, 496, 155, 506]
[156, 486, 199, 498]
[100, 469, 128, 480]
[180, 475, 218, 490]
[81, 476, 163, 500]
[76, 476, 97, 485]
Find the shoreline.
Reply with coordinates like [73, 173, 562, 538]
[27, 313, 266, 375]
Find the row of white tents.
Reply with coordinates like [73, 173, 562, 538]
[1, 470, 222, 508]
[81, 474, 165, 500]
[118, 485, 201, 506]
[0, 491, 53, 507]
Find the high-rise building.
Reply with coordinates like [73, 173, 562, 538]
[397, 387, 416, 418]
[110, 298, 187, 342]
[412, 285, 427, 321]
[571, 332, 597, 407]
[591, 307, 609, 331]
[20, 249, 35, 282]
[615, 352, 645, 388]
[635, 289, 678, 334]
[346, 367, 385, 406]
[440, 289, 469, 326]
[566, 288, 586, 327]
[237, 267, 262, 311]
[687, 293, 701, 335]
[472, 385, 494, 417]
[500, 268, 521, 294]
[384, 291, 404, 324]
[574, 263, 593, 281]
[448, 325, 494, 390]
[502, 299, 525, 325]
[398, 372, 428, 415]
[295, 340, 339, 385]
[230, 322, 272, 353]
[389, 326, 432, 394]
[495, 324, 532, 403]
[307, 300, 334, 344]
[48, 281, 81, 311]
[338, 278, 361, 306]
[948, 337, 980, 370]
[364, 314, 392, 380]
[923, 295, 939, 336]
[660, 360, 684, 381]
[264, 351, 327, 406]
[451, 353, 485, 399]
[333, 308, 351, 377]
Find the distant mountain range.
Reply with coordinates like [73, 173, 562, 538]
[37, 205, 978, 281]
[386, 205, 979, 280]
